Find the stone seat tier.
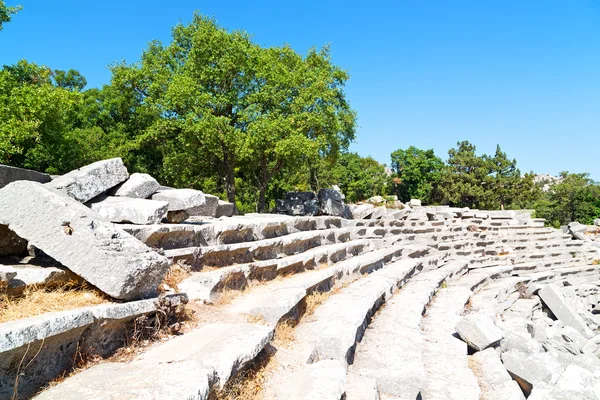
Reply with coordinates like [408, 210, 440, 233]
[345, 260, 470, 399]
[179, 238, 377, 303]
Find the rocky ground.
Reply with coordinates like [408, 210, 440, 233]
[1, 159, 600, 399]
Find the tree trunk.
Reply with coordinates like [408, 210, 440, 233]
[257, 183, 267, 213]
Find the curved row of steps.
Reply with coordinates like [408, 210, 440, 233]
[19, 211, 600, 399]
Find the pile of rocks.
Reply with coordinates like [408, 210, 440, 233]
[276, 188, 349, 217]
[0, 159, 234, 299]
[2, 161, 600, 400]
[567, 220, 600, 249]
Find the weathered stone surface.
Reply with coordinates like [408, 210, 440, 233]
[109, 172, 160, 199]
[470, 348, 525, 400]
[0, 181, 170, 300]
[6, 265, 76, 289]
[456, 313, 504, 351]
[350, 204, 375, 219]
[318, 188, 345, 217]
[35, 361, 211, 400]
[0, 264, 17, 283]
[276, 192, 319, 216]
[151, 188, 206, 212]
[165, 210, 189, 223]
[88, 196, 169, 225]
[539, 284, 595, 338]
[409, 198, 422, 207]
[502, 350, 564, 395]
[288, 360, 346, 400]
[47, 158, 129, 202]
[0, 164, 51, 189]
[369, 206, 388, 220]
[0, 223, 27, 256]
[187, 194, 219, 217]
[529, 364, 600, 400]
[215, 200, 234, 217]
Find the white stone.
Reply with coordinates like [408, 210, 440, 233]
[350, 204, 375, 219]
[187, 194, 219, 217]
[0, 163, 51, 188]
[501, 350, 564, 395]
[288, 360, 346, 400]
[151, 188, 206, 212]
[88, 196, 169, 225]
[455, 313, 504, 351]
[409, 198, 422, 207]
[215, 200, 234, 217]
[109, 172, 160, 199]
[0, 264, 17, 283]
[0, 181, 170, 300]
[47, 158, 129, 202]
[539, 284, 595, 338]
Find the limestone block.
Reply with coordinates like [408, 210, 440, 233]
[350, 204, 375, 219]
[151, 188, 206, 212]
[187, 194, 219, 217]
[502, 350, 564, 395]
[539, 284, 595, 338]
[48, 158, 129, 202]
[409, 198, 422, 207]
[0, 163, 51, 188]
[0, 265, 17, 283]
[0, 181, 170, 300]
[88, 196, 169, 225]
[455, 313, 504, 351]
[109, 172, 159, 199]
[215, 200, 234, 217]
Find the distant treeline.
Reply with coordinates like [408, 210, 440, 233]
[1, 7, 598, 225]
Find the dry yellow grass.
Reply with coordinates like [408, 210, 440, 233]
[304, 290, 335, 317]
[0, 283, 108, 323]
[273, 320, 295, 346]
[209, 347, 277, 400]
[160, 263, 191, 293]
[593, 259, 600, 266]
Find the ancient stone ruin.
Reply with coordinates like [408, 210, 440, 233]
[1, 159, 600, 399]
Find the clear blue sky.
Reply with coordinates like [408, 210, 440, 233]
[2, 1, 599, 179]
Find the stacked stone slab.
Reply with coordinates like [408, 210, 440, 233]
[0, 181, 170, 300]
[0, 164, 51, 189]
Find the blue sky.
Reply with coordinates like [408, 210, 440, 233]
[2, 1, 599, 179]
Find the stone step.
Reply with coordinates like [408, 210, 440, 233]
[35, 322, 272, 400]
[164, 226, 380, 267]
[1, 294, 186, 399]
[280, 258, 429, 399]
[420, 272, 488, 400]
[122, 214, 344, 249]
[179, 238, 376, 303]
[223, 245, 432, 325]
[346, 260, 470, 399]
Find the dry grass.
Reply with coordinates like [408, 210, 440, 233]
[515, 282, 531, 299]
[273, 320, 295, 347]
[592, 259, 600, 266]
[0, 283, 108, 323]
[160, 263, 191, 293]
[304, 290, 336, 317]
[209, 346, 277, 400]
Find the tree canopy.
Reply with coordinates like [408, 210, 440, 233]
[0, 0, 20, 30]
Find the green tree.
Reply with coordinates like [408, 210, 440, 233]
[0, 60, 82, 173]
[390, 146, 443, 203]
[0, 0, 20, 30]
[330, 153, 388, 203]
[534, 172, 600, 227]
[439, 141, 490, 208]
[53, 69, 87, 91]
[110, 13, 356, 212]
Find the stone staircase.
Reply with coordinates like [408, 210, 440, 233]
[3, 207, 600, 399]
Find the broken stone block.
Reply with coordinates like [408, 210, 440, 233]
[455, 313, 504, 351]
[151, 188, 206, 212]
[165, 210, 190, 223]
[88, 196, 169, 225]
[318, 188, 346, 216]
[276, 192, 319, 216]
[0, 224, 27, 256]
[6, 265, 78, 290]
[0, 181, 170, 300]
[0, 163, 51, 189]
[539, 284, 595, 338]
[109, 173, 159, 199]
[215, 200, 234, 218]
[47, 158, 129, 202]
[409, 198, 422, 207]
[350, 204, 375, 219]
[187, 194, 219, 217]
[546, 326, 587, 355]
[502, 350, 564, 396]
[529, 364, 600, 400]
[0, 265, 17, 283]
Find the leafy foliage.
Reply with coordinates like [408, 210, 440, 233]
[0, 0, 20, 31]
[390, 146, 443, 203]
